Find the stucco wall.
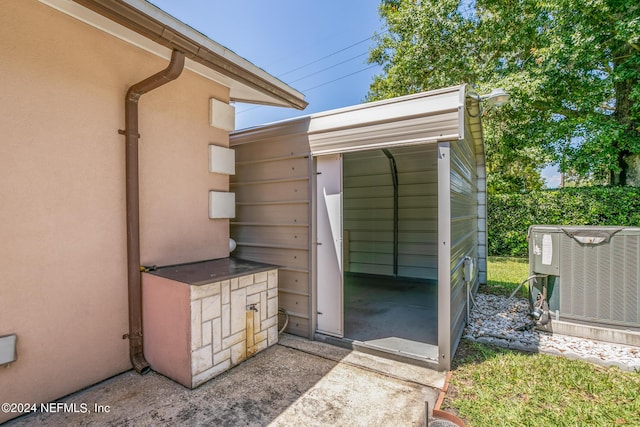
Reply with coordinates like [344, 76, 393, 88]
[0, 1, 230, 421]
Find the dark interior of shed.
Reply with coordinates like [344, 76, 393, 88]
[341, 147, 439, 361]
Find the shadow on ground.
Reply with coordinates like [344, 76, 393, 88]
[5, 335, 443, 426]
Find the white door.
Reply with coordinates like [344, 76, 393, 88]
[316, 154, 343, 337]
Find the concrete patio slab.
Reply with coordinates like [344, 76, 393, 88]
[4, 335, 443, 426]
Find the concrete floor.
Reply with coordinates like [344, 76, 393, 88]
[4, 334, 444, 427]
[344, 274, 438, 360]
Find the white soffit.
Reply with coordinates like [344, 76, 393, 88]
[39, 0, 305, 108]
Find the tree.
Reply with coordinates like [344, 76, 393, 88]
[368, 0, 640, 191]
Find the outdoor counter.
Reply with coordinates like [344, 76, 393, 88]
[142, 258, 279, 388]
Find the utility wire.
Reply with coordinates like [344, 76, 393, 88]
[301, 64, 379, 92]
[288, 52, 369, 84]
[235, 31, 387, 115]
[236, 63, 380, 115]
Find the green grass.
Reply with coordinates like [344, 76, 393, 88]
[482, 256, 530, 298]
[444, 340, 640, 426]
[444, 256, 640, 426]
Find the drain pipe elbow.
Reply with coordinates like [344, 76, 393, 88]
[124, 49, 185, 374]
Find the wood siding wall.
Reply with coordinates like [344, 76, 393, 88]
[230, 121, 313, 337]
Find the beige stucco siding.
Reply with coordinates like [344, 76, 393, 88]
[0, 1, 230, 420]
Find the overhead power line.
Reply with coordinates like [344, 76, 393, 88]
[236, 63, 380, 115]
[236, 31, 387, 115]
[288, 52, 369, 84]
[301, 64, 379, 92]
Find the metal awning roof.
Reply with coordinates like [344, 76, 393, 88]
[39, 0, 307, 110]
[232, 85, 484, 157]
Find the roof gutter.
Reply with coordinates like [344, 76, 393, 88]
[70, 0, 307, 110]
[121, 49, 185, 374]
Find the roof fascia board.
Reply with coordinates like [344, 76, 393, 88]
[39, 0, 307, 109]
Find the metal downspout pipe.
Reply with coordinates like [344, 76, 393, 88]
[121, 49, 185, 374]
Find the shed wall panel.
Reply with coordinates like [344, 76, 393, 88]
[447, 137, 480, 363]
[465, 118, 487, 284]
[278, 291, 310, 320]
[235, 157, 310, 182]
[395, 145, 438, 280]
[343, 151, 394, 275]
[276, 269, 311, 295]
[349, 264, 395, 276]
[232, 246, 308, 270]
[236, 203, 309, 225]
[231, 223, 309, 249]
[284, 317, 310, 337]
[230, 133, 312, 337]
[233, 179, 309, 204]
[343, 145, 439, 280]
[233, 142, 310, 162]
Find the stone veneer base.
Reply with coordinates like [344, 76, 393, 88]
[143, 267, 278, 388]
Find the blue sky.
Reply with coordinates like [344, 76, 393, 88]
[150, 0, 385, 129]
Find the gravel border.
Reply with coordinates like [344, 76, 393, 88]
[463, 293, 640, 372]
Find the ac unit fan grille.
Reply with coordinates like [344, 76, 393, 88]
[559, 233, 639, 328]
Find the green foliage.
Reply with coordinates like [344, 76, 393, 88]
[446, 340, 640, 427]
[488, 186, 640, 256]
[484, 256, 530, 297]
[369, 0, 640, 188]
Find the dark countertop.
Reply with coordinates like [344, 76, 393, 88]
[147, 257, 278, 286]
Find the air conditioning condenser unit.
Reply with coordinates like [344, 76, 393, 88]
[528, 225, 640, 346]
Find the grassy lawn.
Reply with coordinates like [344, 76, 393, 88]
[482, 256, 530, 298]
[443, 340, 640, 426]
[442, 256, 640, 426]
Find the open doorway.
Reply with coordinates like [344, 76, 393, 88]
[341, 146, 439, 361]
[343, 274, 438, 358]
